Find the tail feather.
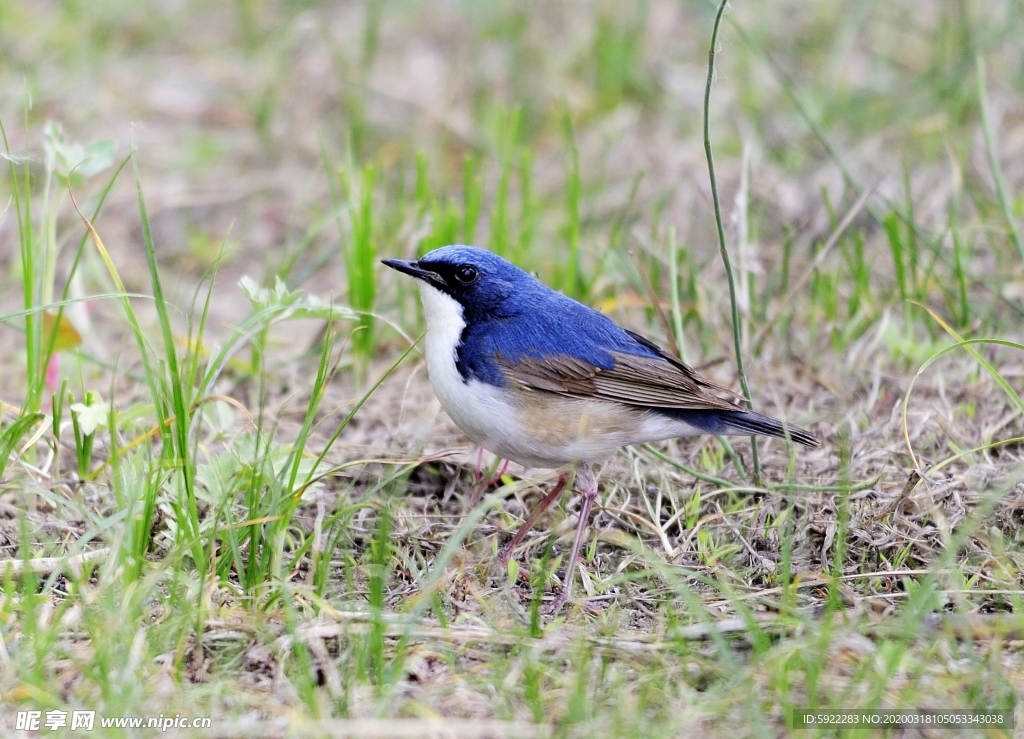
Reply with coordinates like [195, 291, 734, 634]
[664, 408, 819, 448]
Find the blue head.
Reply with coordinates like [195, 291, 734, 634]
[382, 245, 543, 321]
[383, 246, 662, 387]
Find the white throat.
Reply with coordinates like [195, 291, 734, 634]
[417, 282, 469, 406]
[415, 281, 520, 454]
[417, 281, 466, 365]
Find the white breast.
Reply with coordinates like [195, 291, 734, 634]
[417, 283, 524, 457]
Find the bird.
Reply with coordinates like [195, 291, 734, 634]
[383, 245, 818, 611]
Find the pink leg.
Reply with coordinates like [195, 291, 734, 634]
[496, 472, 569, 566]
[549, 463, 597, 613]
[468, 452, 509, 503]
[474, 447, 485, 481]
[469, 458, 511, 508]
[488, 459, 510, 487]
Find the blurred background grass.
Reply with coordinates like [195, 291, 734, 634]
[4, 0, 1023, 367]
[2, 0, 1024, 735]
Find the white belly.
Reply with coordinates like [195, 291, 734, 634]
[416, 282, 703, 469]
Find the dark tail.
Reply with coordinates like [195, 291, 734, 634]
[664, 408, 819, 448]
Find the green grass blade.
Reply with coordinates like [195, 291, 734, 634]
[703, 0, 758, 479]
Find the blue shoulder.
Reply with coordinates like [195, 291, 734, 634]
[455, 290, 659, 386]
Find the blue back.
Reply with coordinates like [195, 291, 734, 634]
[417, 246, 661, 386]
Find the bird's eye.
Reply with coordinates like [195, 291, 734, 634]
[454, 265, 478, 284]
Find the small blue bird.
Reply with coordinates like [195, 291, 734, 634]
[383, 245, 818, 610]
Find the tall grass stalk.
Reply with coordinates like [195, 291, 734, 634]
[131, 157, 206, 575]
[517, 148, 537, 256]
[462, 153, 483, 244]
[561, 110, 583, 300]
[70, 166, 190, 567]
[703, 0, 759, 478]
[948, 162, 970, 327]
[2, 112, 42, 412]
[884, 211, 911, 325]
[323, 140, 378, 370]
[668, 227, 689, 364]
[348, 164, 378, 365]
[976, 55, 1024, 262]
[489, 107, 520, 259]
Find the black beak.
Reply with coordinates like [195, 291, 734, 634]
[381, 258, 446, 289]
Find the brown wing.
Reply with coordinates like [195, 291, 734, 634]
[496, 340, 745, 412]
[621, 330, 747, 404]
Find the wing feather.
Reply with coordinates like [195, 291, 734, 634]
[497, 346, 744, 412]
